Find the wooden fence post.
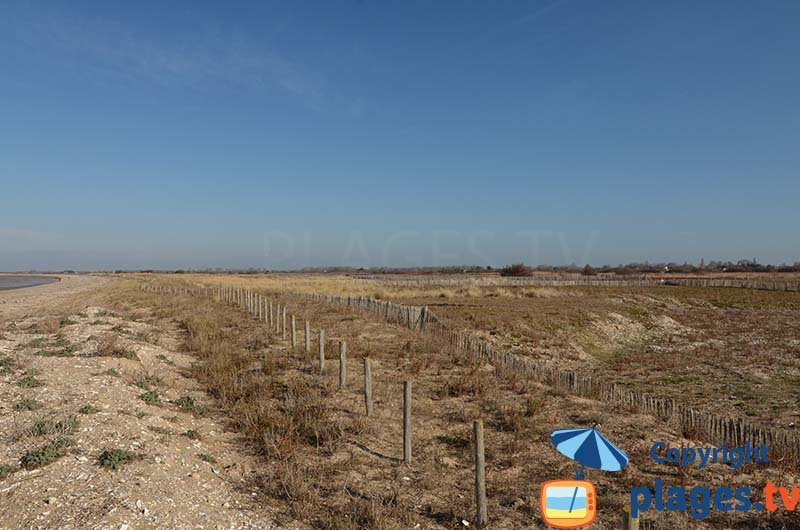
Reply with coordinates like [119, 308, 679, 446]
[403, 381, 411, 464]
[338, 341, 347, 389]
[364, 357, 373, 416]
[473, 419, 487, 527]
[622, 506, 639, 530]
[304, 320, 311, 354]
[282, 306, 287, 340]
[319, 329, 326, 373]
[291, 315, 297, 349]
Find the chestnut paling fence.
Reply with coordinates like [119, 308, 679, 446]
[304, 292, 800, 465]
[355, 274, 800, 292]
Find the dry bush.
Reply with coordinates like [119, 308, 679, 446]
[441, 366, 488, 398]
[319, 491, 411, 530]
[96, 334, 137, 360]
[499, 263, 533, 277]
[38, 318, 61, 334]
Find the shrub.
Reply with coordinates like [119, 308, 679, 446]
[18, 373, 44, 388]
[196, 453, 216, 464]
[14, 398, 44, 411]
[0, 464, 11, 479]
[157, 354, 175, 366]
[79, 404, 99, 414]
[97, 335, 138, 360]
[29, 416, 78, 437]
[0, 357, 17, 374]
[59, 316, 77, 327]
[98, 448, 137, 469]
[182, 429, 201, 440]
[21, 437, 74, 469]
[499, 262, 533, 277]
[148, 425, 171, 435]
[139, 391, 161, 405]
[581, 264, 597, 276]
[104, 368, 120, 377]
[172, 396, 204, 416]
[38, 318, 61, 334]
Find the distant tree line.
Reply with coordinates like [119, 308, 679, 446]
[499, 259, 800, 276]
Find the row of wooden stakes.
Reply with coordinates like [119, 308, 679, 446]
[141, 282, 642, 528]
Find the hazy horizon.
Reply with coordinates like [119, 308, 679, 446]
[2, 1, 799, 271]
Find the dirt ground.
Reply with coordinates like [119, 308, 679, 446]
[0, 277, 287, 529]
[3, 275, 800, 529]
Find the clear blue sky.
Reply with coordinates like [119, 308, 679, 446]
[1, 1, 798, 270]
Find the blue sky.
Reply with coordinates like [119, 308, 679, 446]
[1, 1, 798, 270]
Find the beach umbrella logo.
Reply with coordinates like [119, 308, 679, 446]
[540, 427, 628, 528]
[551, 427, 629, 478]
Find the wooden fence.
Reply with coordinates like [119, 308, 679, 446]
[140, 283, 800, 465]
[305, 292, 800, 466]
[355, 274, 800, 292]
[143, 281, 800, 528]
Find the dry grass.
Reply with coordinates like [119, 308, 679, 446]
[37, 318, 61, 334]
[96, 277, 800, 529]
[96, 334, 138, 360]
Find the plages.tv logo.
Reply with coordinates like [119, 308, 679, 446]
[540, 426, 628, 529]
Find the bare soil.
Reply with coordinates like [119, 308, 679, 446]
[0, 277, 286, 529]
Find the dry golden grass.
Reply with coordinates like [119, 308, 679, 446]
[37, 318, 61, 334]
[96, 277, 800, 529]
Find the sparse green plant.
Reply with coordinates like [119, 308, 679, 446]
[0, 356, 17, 374]
[51, 334, 70, 347]
[20, 437, 74, 469]
[29, 416, 78, 437]
[14, 398, 44, 411]
[0, 464, 11, 479]
[172, 396, 203, 416]
[18, 372, 44, 388]
[133, 368, 163, 389]
[148, 425, 171, 435]
[21, 337, 47, 349]
[63, 343, 80, 355]
[196, 453, 216, 464]
[98, 448, 137, 469]
[59, 316, 77, 327]
[104, 368, 120, 377]
[79, 404, 99, 415]
[435, 433, 470, 449]
[157, 354, 175, 366]
[182, 429, 201, 440]
[139, 391, 161, 405]
[34, 342, 79, 357]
